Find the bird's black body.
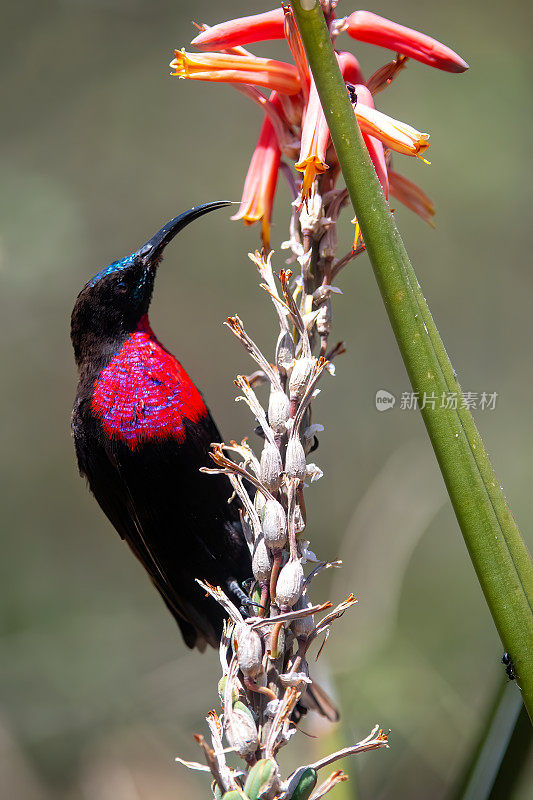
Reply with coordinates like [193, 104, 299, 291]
[71, 203, 252, 650]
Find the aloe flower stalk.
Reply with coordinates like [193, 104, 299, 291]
[166, 5, 530, 797]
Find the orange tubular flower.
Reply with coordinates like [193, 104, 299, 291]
[294, 75, 330, 207]
[353, 85, 389, 199]
[352, 93, 430, 159]
[191, 8, 285, 51]
[345, 10, 468, 73]
[170, 51, 300, 95]
[232, 113, 281, 250]
[389, 168, 436, 226]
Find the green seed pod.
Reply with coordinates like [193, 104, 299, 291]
[233, 700, 255, 722]
[212, 782, 223, 800]
[218, 675, 239, 704]
[251, 581, 263, 608]
[222, 791, 247, 800]
[243, 758, 279, 800]
[289, 767, 317, 800]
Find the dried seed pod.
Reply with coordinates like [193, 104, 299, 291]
[285, 437, 307, 480]
[225, 706, 259, 757]
[316, 298, 332, 336]
[233, 622, 263, 678]
[275, 559, 305, 608]
[291, 592, 315, 639]
[262, 499, 287, 549]
[289, 357, 315, 402]
[252, 536, 272, 582]
[276, 329, 295, 373]
[260, 441, 283, 492]
[268, 389, 290, 435]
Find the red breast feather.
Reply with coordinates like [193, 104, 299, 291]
[91, 316, 207, 447]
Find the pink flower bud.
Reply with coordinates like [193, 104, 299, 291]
[232, 95, 282, 250]
[352, 84, 388, 198]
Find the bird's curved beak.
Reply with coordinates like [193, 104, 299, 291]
[137, 201, 232, 264]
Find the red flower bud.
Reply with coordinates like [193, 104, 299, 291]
[191, 9, 285, 51]
[345, 10, 468, 73]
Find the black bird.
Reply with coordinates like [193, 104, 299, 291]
[71, 202, 252, 650]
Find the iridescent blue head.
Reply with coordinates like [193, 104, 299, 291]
[71, 202, 230, 365]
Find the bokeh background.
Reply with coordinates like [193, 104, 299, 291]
[2, 1, 532, 798]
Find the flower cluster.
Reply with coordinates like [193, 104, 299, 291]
[171, 3, 467, 247]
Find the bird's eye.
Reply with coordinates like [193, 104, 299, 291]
[117, 280, 128, 293]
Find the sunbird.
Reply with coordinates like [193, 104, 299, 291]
[71, 203, 252, 650]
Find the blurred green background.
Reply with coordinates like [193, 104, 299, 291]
[1, 1, 532, 798]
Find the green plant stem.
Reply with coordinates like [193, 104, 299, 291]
[450, 678, 530, 800]
[290, 0, 533, 720]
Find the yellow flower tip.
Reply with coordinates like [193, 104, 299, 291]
[295, 156, 329, 207]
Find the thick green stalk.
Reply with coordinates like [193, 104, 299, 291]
[290, 0, 533, 719]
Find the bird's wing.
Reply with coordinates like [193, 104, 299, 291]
[73, 412, 219, 648]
